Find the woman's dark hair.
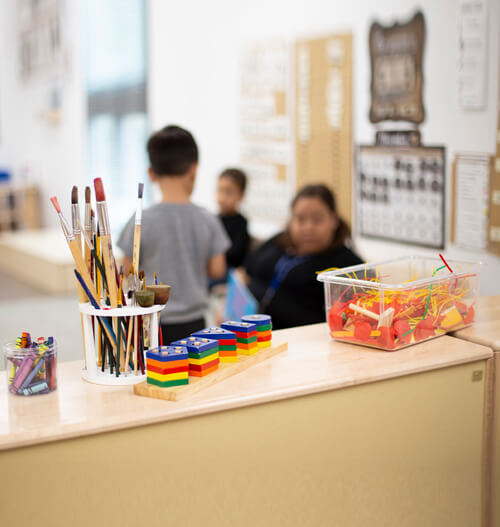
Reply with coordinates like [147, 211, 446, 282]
[147, 125, 198, 176]
[278, 183, 351, 251]
[219, 168, 247, 195]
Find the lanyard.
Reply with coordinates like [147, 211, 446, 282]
[261, 253, 309, 309]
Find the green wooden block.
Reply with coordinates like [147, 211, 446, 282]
[236, 335, 257, 344]
[147, 377, 189, 388]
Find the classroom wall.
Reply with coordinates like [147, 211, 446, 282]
[148, 0, 500, 294]
[0, 1, 498, 292]
[0, 0, 86, 229]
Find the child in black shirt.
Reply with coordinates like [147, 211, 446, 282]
[216, 168, 250, 269]
[246, 184, 362, 329]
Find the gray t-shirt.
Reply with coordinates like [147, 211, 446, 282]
[117, 202, 230, 324]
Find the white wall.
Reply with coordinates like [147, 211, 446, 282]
[149, 0, 500, 294]
[0, 0, 86, 228]
[0, 1, 498, 292]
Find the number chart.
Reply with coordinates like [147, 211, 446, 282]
[357, 146, 446, 249]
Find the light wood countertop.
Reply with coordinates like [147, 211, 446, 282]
[453, 295, 500, 351]
[0, 323, 492, 451]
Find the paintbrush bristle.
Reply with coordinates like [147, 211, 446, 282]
[138, 183, 144, 199]
[85, 186, 91, 203]
[71, 186, 78, 205]
[50, 196, 61, 213]
[94, 178, 105, 202]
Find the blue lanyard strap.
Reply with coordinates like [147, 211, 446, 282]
[261, 253, 309, 308]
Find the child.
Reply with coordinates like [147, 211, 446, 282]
[118, 125, 230, 343]
[246, 184, 362, 329]
[216, 168, 250, 269]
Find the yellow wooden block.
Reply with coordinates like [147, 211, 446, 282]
[258, 341, 272, 348]
[440, 306, 463, 330]
[331, 331, 354, 338]
[239, 348, 259, 356]
[220, 356, 238, 363]
[189, 352, 219, 366]
[147, 370, 189, 382]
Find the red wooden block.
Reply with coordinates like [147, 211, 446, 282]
[354, 322, 371, 342]
[415, 317, 435, 341]
[464, 305, 475, 325]
[189, 357, 220, 372]
[147, 363, 189, 375]
[328, 307, 344, 331]
[394, 320, 411, 345]
[378, 326, 395, 350]
[190, 364, 219, 377]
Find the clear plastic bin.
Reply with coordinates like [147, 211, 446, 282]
[3, 339, 57, 395]
[317, 256, 481, 351]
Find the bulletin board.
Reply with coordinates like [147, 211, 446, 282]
[357, 145, 446, 249]
[487, 66, 500, 255]
[240, 41, 293, 228]
[295, 34, 353, 225]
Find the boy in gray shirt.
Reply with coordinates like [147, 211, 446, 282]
[118, 125, 230, 343]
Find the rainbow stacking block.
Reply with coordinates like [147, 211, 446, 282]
[171, 337, 219, 377]
[221, 320, 258, 356]
[191, 327, 238, 363]
[146, 345, 189, 387]
[241, 314, 273, 348]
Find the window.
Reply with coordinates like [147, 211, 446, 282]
[84, 0, 148, 233]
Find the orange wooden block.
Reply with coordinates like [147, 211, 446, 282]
[219, 349, 238, 357]
[237, 342, 258, 351]
[256, 329, 272, 338]
[146, 358, 189, 370]
[189, 364, 219, 377]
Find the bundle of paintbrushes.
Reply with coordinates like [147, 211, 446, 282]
[50, 180, 168, 381]
[3, 333, 57, 396]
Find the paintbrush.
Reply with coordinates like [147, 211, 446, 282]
[74, 269, 117, 347]
[84, 187, 92, 277]
[80, 219, 109, 291]
[71, 187, 88, 303]
[132, 183, 144, 277]
[94, 178, 119, 308]
[50, 196, 99, 301]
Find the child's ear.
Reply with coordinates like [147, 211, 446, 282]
[148, 167, 157, 182]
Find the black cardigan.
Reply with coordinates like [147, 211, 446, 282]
[246, 236, 363, 330]
[219, 213, 250, 269]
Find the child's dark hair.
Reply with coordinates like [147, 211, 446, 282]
[147, 125, 198, 176]
[219, 168, 247, 195]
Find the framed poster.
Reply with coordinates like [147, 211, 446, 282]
[357, 145, 446, 249]
[369, 11, 426, 123]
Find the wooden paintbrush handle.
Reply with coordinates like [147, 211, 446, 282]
[74, 234, 88, 303]
[69, 240, 98, 301]
[132, 225, 141, 276]
[101, 235, 119, 308]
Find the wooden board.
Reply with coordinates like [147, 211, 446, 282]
[134, 342, 288, 402]
[295, 34, 353, 225]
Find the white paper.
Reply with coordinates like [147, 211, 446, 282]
[457, 0, 488, 110]
[455, 156, 489, 250]
[240, 41, 292, 226]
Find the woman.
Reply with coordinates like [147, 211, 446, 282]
[246, 184, 362, 329]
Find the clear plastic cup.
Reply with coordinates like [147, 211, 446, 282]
[3, 339, 57, 396]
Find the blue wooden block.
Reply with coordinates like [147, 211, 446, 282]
[171, 337, 218, 354]
[221, 321, 257, 334]
[241, 314, 272, 327]
[146, 345, 188, 362]
[191, 327, 237, 341]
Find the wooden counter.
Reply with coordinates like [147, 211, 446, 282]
[0, 323, 493, 527]
[453, 295, 500, 527]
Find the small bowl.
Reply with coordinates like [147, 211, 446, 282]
[135, 290, 155, 307]
[146, 284, 171, 305]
